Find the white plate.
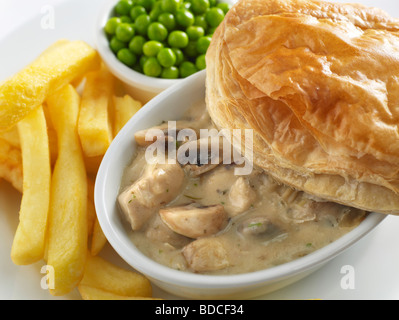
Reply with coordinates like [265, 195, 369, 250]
[1, 0, 399, 300]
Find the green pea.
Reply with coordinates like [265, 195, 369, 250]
[107, 0, 223, 79]
[115, 0, 133, 16]
[120, 15, 132, 23]
[196, 35, 211, 54]
[194, 15, 208, 30]
[205, 7, 224, 28]
[184, 40, 197, 57]
[171, 48, 184, 65]
[206, 26, 217, 35]
[143, 57, 163, 77]
[157, 47, 177, 67]
[191, 0, 209, 14]
[117, 48, 137, 67]
[130, 6, 147, 20]
[161, 0, 181, 13]
[149, 10, 161, 21]
[110, 36, 127, 53]
[136, 0, 154, 11]
[175, 9, 195, 27]
[168, 30, 189, 48]
[129, 35, 147, 55]
[158, 12, 176, 31]
[105, 17, 122, 35]
[186, 25, 204, 40]
[115, 23, 135, 42]
[217, 2, 231, 14]
[179, 61, 198, 78]
[143, 40, 164, 56]
[161, 66, 179, 79]
[149, 1, 163, 21]
[134, 14, 151, 35]
[195, 54, 206, 70]
[182, 2, 192, 10]
[147, 22, 168, 41]
[140, 55, 150, 69]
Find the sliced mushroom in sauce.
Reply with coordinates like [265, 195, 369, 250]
[134, 121, 198, 148]
[178, 137, 224, 176]
[237, 216, 283, 242]
[145, 214, 191, 248]
[159, 203, 228, 239]
[120, 101, 368, 275]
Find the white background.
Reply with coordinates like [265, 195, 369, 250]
[0, 0, 397, 40]
[0, 0, 66, 40]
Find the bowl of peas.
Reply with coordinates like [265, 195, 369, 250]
[96, 0, 232, 102]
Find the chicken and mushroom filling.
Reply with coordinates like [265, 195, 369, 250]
[118, 101, 367, 275]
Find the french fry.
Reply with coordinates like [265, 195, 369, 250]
[11, 106, 51, 265]
[87, 176, 95, 201]
[42, 103, 58, 166]
[0, 40, 101, 131]
[86, 175, 107, 255]
[78, 66, 115, 157]
[78, 285, 161, 300]
[90, 218, 107, 256]
[84, 155, 104, 177]
[79, 255, 152, 297]
[46, 84, 88, 296]
[0, 126, 20, 148]
[0, 138, 23, 193]
[113, 95, 142, 136]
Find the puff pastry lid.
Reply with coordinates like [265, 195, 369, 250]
[205, 0, 399, 214]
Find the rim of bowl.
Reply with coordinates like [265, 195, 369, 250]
[95, 0, 182, 93]
[94, 70, 387, 290]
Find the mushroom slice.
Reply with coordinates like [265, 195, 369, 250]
[159, 203, 228, 239]
[182, 238, 229, 272]
[145, 214, 191, 248]
[178, 137, 227, 176]
[237, 216, 282, 242]
[134, 121, 198, 147]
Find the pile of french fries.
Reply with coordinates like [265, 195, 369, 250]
[0, 39, 153, 300]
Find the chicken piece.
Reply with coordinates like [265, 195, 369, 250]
[182, 238, 229, 272]
[118, 162, 185, 231]
[159, 203, 228, 239]
[228, 177, 257, 216]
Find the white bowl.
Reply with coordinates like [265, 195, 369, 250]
[95, 70, 387, 299]
[95, 0, 183, 103]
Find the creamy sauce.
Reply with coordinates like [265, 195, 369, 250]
[119, 101, 367, 275]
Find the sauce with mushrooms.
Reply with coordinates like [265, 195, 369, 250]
[118, 101, 367, 275]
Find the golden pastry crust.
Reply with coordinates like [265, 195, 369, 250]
[206, 0, 399, 214]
